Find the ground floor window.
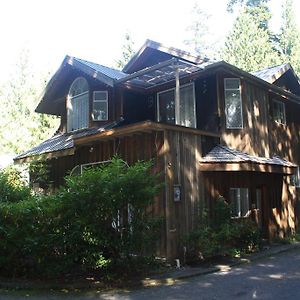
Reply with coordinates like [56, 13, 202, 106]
[230, 187, 250, 218]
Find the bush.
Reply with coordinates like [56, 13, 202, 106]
[184, 197, 261, 262]
[0, 158, 163, 278]
[0, 166, 31, 203]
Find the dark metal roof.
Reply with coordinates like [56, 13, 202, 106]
[201, 145, 297, 167]
[251, 63, 290, 83]
[123, 39, 209, 73]
[14, 121, 123, 161]
[73, 57, 127, 80]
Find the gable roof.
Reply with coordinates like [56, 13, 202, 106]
[252, 63, 293, 83]
[122, 39, 208, 74]
[36, 56, 127, 115]
[73, 57, 127, 81]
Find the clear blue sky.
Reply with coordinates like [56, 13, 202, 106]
[0, 0, 298, 82]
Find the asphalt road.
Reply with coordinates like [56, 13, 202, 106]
[1, 248, 300, 299]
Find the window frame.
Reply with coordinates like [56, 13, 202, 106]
[273, 99, 286, 125]
[156, 82, 197, 128]
[224, 78, 243, 129]
[229, 187, 250, 218]
[92, 91, 109, 121]
[67, 77, 89, 132]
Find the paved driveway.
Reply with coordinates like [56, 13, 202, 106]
[2, 248, 300, 299]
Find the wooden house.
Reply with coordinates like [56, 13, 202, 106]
[15, 40, 300, 259]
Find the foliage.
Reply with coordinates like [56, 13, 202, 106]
[278, 0, 300, 75]
[184, 4, 218, 58]
[227, 0, 270, 13]
[0, 166, 31, 203]
[115, 31, 135, 70]
[0, 49, 59, 155]
[222, 6, 280, 72]
[0, 158, 162, 278]
[184, 197, 261, 261]
[29, 158, 52, 191]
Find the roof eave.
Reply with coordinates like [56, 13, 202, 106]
[207, 61, 300, 103]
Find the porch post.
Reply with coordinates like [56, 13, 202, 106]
[175, 65, 180, 125]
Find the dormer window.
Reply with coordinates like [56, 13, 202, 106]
[67, 77, 89, 132]
[92, 91, 108, 121]
[224, 78, 243, 129]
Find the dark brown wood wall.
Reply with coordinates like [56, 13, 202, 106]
[203, 171, 297, 238]
[48, 131, 167, 256]
[163, 129, 205, 259]
[218, 73, 270, 157]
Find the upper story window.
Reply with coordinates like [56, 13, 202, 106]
[273, 99, 286, 125]
[157, 83, 196, 128]
[92, 91, 108, 121]
[224, 78, 243, 129]
[67, 77, 89, 132]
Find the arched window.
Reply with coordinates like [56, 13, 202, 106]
[67, 77, 89, 132]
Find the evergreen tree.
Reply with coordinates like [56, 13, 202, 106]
[0, 50, 59, 155]
[278, 0, 300, 75]
[227, 0, 269, 13]
[184, 4, 218, 58]
[222, 5, 280, 72]
[116, 31, 135, 70]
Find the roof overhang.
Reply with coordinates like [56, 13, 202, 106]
[199, 161, 296, 175]
[207, 61, 300, 104]
[200, 145, 297, 175]
[123, 39, 207, 73]
[36, 56, 117, 115]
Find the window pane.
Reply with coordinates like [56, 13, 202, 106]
[273, 101, 285, 124]
[225, 90, 242, 128]
[230, 188, 249, 218]
[179, 85, 196, 128]
[225, 79, 240, 90]
[158, 90, 175, 124]
[93, 101, 107, 120]
[230, 188, 240, 217]
[240, 188, 249, 217]
[94, 91, 107, 101]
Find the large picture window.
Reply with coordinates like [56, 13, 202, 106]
[224, 78, 243, 129]
[230, 187, 250, 218]
[157, 83, 196, 128]
[273, 99, 286, 125]
[93, 91, 108, 121]
[67, 77, 89, 132]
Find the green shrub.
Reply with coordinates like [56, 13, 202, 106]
[0, 157, 163, 278]
[184, 197, 261, 262]
[0, 166, 31, 203]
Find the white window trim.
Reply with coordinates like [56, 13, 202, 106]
[273, 99, 286, 125]
[156, 82, 197, 128]
[92, 91, 109, 121]
[224, 78, 243, 129]
[67, 77, 89, 133]
[230, 187, 250, 219]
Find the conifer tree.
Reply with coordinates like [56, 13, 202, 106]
[222, 7, 280, 72]
[278, 0, 300, 75]
[0, 50, 58, 155]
